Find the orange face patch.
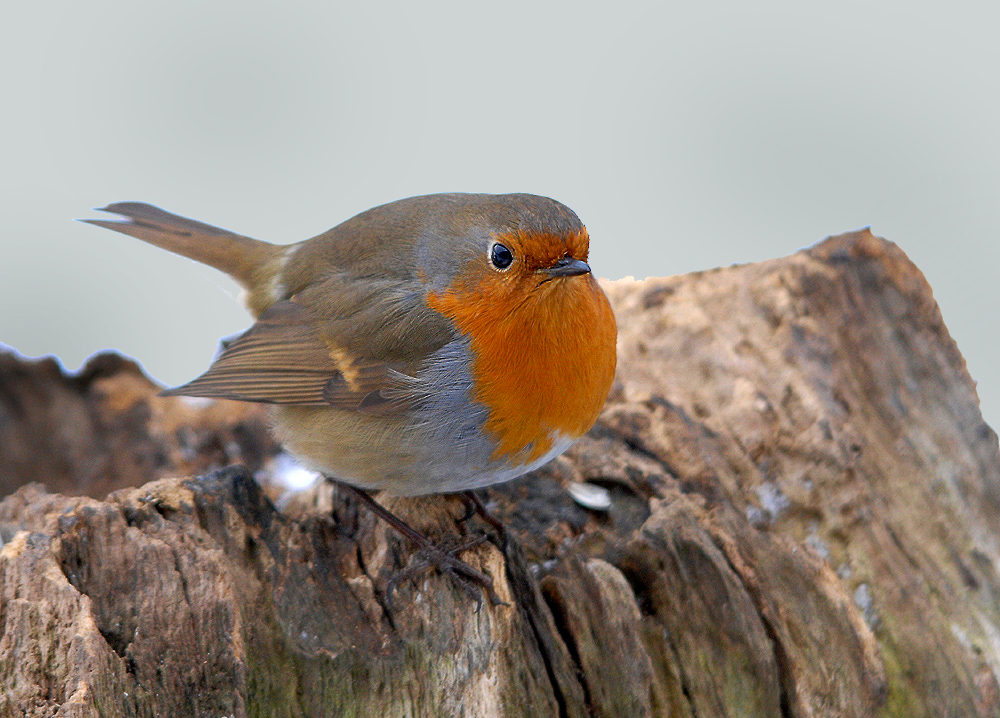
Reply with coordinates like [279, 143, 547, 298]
[493, 227, 591, 272]
[427, 229, 617, 463]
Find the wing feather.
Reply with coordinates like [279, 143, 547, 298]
[162, 300, 410, 408]
[162, 272, 457, 413]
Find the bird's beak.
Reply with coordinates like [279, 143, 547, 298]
[541, 256, 591, 277]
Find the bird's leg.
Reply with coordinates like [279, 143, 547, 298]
[456, 490, 508, 547]
[333, 481, 507, 609]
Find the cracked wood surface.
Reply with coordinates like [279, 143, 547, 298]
[2, 229, 999, 716]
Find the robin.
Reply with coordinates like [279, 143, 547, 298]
[83, 193, 618, 604]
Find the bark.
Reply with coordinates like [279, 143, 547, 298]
[1, 229, 998, 717]
[0, 351, 279, 499]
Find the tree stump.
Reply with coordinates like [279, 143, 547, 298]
[1, 229, 997, 717]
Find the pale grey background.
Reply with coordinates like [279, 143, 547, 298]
[2, 1, 998, 427]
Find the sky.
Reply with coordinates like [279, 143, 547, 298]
[3, 1, 998, 428]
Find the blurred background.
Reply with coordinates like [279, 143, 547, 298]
[2, 1, 998, 427]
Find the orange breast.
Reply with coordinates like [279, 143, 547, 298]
[428, 273, 617, 464]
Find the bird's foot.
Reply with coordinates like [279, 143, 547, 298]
[386, 535, 507, 610]
[332, 480, 508, 610]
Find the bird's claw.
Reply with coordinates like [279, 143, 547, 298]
[385, 536, 508, 611]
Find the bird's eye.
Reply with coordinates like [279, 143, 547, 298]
[490, 243, 514, 270]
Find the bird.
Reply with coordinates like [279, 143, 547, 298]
[82, 193, 618, 605]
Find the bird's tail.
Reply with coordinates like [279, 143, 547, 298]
[82, 202, 287, 316]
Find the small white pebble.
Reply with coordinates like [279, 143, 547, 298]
[567, 482, 613, 511]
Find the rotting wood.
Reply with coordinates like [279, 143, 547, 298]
[2, 229, 998, 717]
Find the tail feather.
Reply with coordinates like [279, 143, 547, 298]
[81, 203, 286, 316]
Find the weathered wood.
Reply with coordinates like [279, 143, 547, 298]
[0, 351, 279, 498]
[1, 229, 997, 716]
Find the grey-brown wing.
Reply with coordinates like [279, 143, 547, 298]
[163, 292, 452, 414]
